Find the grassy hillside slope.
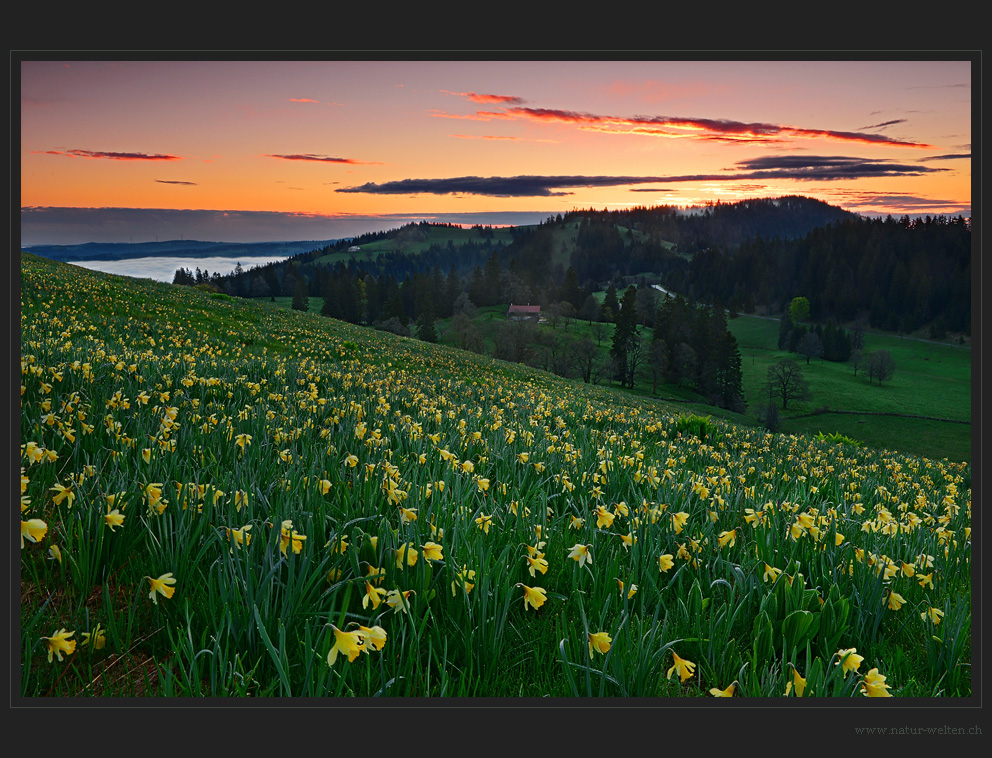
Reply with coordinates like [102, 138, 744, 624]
[19, 254, 971, 698]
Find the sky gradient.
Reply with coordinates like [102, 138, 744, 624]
[19, 58, 973, 245]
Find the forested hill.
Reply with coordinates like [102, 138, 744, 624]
[199, 196, 968, 340]
[565, 194, 858, 252]
[666, 213, 971, 336]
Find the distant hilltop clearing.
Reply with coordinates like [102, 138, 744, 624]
[22, 238, 340, 263]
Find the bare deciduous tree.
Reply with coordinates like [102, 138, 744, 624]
[866, 349, 896, 385]
[766, 359, 811, 410]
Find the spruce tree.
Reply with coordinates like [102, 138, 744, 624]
[292, 276, 309, 311]
[416, 305, 438, 343]
[610, 286, 639, 388]
[602, 282, 620, 323]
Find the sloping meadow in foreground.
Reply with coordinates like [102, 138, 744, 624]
[19, 254, 971, 697]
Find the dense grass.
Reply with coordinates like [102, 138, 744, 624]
[20, 253, 971, 699]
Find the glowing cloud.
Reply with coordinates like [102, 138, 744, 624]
[37, 149, 181, 161]
[491, 106, 933, 148]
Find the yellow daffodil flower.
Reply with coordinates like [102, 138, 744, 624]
[42, 628, 76, 662]
[81, 623, 106, 651]
[667, 651, 696, 683]
[21, 518, 48, 548]
[588, 631, 612, 658]
[526, 554, 549, 577]
[395, 543, 419, 568]
[327, 625, 365, 665]
[50, 483, 75, 508]
[785, 667, 807, 697]
[385, 589, 415, 614]
[836, 648, 864, 675]
[568, 543, 592, 569]
[279, 520, 306, 556]
[362, 581, 388, 610]
[104, 508, 125, 532]
[475, 513, 493, 534]
[861, 668, 893, 697]
[594, 505, 615, 529]
[421, 541, 444, 562]
[517, 583, 547, 611]
[147, 572, 176, 604]
[451, 566, 476, 596]
[357, 625, 387, 653]
[709, 682, 736, 697]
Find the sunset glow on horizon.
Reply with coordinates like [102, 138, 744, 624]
[19, 58, 973, 245]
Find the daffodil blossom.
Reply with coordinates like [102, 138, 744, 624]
[517, 583, 547, 611]
[147, 572, 177, 604]
[43, 628, 76, 662]
[667, 651, 696, 683]
[588, 631, 612, 658]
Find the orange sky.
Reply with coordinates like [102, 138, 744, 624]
[19, 58, 973, 244]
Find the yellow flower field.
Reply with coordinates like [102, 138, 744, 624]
[19, 254, 971, 697]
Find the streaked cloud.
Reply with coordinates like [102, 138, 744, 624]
[288, 98, 319, 103]
[497, 107, 934, 147]
[36, 148, 182, 161]
[442, 90, 526, 105]
[155, 179, 197, 185]
[858, 119, 907, 130]
[428, 109, 504, 121]
[915, 153, 970, 162]
[337, 155, 947, 197]
[264, 153, 382, 165]
[337, 175, 667, 197]
[450, 134, 521, 141]
[729, 154, 947, 179]
[449, 134, 557, 143]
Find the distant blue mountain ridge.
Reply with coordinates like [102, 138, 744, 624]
[22, 238, 340, 262]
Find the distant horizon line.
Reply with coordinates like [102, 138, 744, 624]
[19, 199, 972, 248]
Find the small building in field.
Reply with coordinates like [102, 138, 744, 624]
[506, 304, 541, 321]
[346, 246, 361, 253]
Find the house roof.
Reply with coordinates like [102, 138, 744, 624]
[507, 304, 541, 313]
